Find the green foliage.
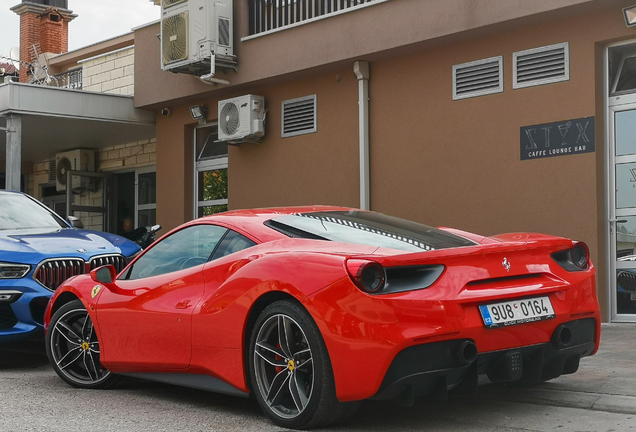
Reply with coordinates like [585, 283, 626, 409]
[203, 169, 228, 201]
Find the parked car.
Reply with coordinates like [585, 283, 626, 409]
[616, 269, 636, 312]
[44, 206, 600, 429]
[0, 190, 140, 343]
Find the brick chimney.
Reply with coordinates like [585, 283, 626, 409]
[10, 1, 77, 83]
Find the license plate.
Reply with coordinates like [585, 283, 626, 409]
[479, 296, 555, 328]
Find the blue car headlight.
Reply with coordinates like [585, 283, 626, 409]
[0, 262, 31, 279]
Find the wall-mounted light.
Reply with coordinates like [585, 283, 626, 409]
[189, 105, 208, 125]
[624, 5, 636, 27]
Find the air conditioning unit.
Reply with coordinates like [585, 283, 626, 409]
[55, 149, 95, 192]
[218, 95, 266, 144]
[161, 0, 234, 75]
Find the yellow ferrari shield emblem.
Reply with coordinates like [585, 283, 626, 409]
[91, 285, 102, 299]
[287, 359, 295, 371]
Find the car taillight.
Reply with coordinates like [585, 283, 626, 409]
[346, 259, 386, 294]
[551, 241, 590, 272]
[571, 242, 589, 270]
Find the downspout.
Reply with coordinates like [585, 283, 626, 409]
[354, 61, 370, 210]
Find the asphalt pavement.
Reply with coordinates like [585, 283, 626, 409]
[1, 323, 635, 432]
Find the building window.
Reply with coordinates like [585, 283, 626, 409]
[610, 45, 636, 96]
[452, 56, 503, 100]
[282, 95, 317, 138]
[195, 124, 228, 218]
[513, 42, 569, 89]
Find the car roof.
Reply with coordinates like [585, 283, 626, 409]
[187, 205, 357, 242]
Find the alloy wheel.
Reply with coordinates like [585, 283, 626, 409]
[48, 306, 111, 386]
[252, 313, 314, 420]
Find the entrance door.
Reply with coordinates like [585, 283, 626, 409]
[609, 93, 636, 321]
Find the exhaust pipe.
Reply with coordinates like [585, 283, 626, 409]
[457, 340, 478, 365]
[552, 324, 573, 349]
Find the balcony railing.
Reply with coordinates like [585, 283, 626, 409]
[248, 0, 378, 36]
[32, 68, 82, 90]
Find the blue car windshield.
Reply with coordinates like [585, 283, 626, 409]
[266, 210, 476, 252]
[0, 194, 67, 230]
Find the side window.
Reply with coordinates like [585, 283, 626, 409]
[212, 230, 257, 260]
[126, 225, 228, 280]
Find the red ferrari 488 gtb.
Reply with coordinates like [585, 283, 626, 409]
[44, 207, 601, 429]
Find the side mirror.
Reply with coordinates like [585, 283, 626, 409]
[67, 216, 84, 228]
[90, 265, 116, 284]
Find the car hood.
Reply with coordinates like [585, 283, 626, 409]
[0, 227, 140, 265]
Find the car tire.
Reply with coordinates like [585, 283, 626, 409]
[46, 299, 118, 389]
[248, 300, 358, 429]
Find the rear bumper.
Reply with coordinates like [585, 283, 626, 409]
[372, 318, 596, 405]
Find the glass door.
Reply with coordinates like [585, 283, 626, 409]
[609, 94, 636, 321]
[194, 124, 228, 218]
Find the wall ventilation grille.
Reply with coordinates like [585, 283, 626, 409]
[282, 95, 317, 138]
[48, 159, 56, 182]
[452, 56, 503, 100]
[513, 42, 569, 89]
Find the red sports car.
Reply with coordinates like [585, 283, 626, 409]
[44, 206, 601, 429]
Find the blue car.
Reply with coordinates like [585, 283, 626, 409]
[0, 190, 140, 343]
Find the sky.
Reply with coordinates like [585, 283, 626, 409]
[0, 0, 160, 61]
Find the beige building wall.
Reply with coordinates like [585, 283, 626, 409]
[81, 46, 135, 96]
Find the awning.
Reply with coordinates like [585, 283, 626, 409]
[0, 81, 155, 189]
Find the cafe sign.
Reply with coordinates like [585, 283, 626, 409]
[520, 117, 595, 161]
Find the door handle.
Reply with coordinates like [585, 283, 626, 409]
[609, 219, 627, 223]
[175, 300, 191, 309]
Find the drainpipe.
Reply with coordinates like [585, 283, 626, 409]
[354, 61, 370, 210]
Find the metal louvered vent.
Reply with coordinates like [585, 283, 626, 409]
[513, 42, 569, 89]
[453, 56, 503, 100]
[163, 0, 187, 8]
[282, 95, 317, 138]
[34, 258, 86, 291]
[48, 159, 56, 182]
[218, 18, 230, 47]
[90, 254, 128, 274]
[162, 12, 189, 65]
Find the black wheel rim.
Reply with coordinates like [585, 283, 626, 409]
[253, 314, 314, 419]
[49, 308, 110, 385]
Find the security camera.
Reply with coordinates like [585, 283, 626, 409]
[161, 107, 171, 116]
